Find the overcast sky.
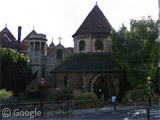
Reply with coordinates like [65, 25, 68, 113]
[0, 0, 158, 47]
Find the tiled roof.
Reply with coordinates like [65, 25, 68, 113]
[66, 47, 74, 54]
[0, 27, 18, 49]
[51, 53, 123, 73]
[73, 5, 113, 37]
[49, 41, 55, 48]
[23, 30, 37, 41]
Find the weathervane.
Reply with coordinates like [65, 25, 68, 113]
[33, 26, 35, 30]
[58, 36, 62, 44]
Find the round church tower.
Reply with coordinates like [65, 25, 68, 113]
[73, 4, 113, 53]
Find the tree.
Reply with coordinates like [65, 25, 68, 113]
[110, 17, 159, 93]
[0, 48, 36, 95]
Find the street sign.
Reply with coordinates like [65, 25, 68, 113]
[41, 77, 45, 86]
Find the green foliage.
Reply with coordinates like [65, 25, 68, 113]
[110, 17, 159, 91]
[0, 89, 13, 100]
[122, 88, 148, 104]
[0, 48, 35, 95]
[75, 92, 98, 100]
[47, 86, 74, 101]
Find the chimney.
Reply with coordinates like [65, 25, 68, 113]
[18, 26, 22, 44]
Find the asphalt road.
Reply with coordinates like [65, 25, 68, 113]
[2, 107, 160, 120]
[46, 108, 160, 120]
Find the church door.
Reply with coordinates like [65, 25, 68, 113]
[96, 80, 108, 99]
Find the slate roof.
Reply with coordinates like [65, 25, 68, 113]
[51, 53, 123, 73]
[72, 5, 113, 37]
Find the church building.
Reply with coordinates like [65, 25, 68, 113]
[51, 4, 125, 99]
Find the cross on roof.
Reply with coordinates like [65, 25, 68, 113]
[58, 36, 62, 44]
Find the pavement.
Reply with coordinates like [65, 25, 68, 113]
[1, 104, 160, 120]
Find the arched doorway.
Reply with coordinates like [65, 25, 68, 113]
[91, 74, 115, 100]
[95, 80, 108, 99]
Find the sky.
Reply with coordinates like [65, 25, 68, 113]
[0, 0, 158, 47]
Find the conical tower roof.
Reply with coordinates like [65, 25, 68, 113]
[73, 5, 113, 37]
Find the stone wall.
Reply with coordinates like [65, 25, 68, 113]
[45, 44, 72, 84]
[0, 100, 103, 111]
[53, 72, 124, 98]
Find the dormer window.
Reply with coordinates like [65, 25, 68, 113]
[79, 40, 86, 52]
[57, 49, 63, 59]
[95, 40, 103, 51]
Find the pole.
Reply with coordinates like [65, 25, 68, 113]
[147, 107, 150, 120]
[147, 77, 151, 120]
[40, 85, 44, 116]
[40, 77, 45, 117]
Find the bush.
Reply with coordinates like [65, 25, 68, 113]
[46, 86, 74, 101]
[0, 89, 13, 100]
[76, 92, 98, 100]
[122, 88, 148, 104]
[0, 89, 15, 103]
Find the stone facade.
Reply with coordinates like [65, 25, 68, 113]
[74, 34, 112, 53]
[45, 44, 72, 84]
[53, 72, 125, 99]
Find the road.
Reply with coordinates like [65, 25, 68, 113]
[46, 108, 160, 120]
[2, 107, 160, 120]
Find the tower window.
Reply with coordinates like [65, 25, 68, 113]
[95, 40, 103, 51]
[41, 42, 45, 51]
[35, 42, 40, 51]
[79, 40, 86, 52]
[56, 49, 63, 59]
[31, 42, 33, 50]
[64, 76, 68, 86]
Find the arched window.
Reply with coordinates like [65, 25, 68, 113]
[56, 49, 63, 59]
[95, 40, 103, 51]
[79, 40, 86, 52]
